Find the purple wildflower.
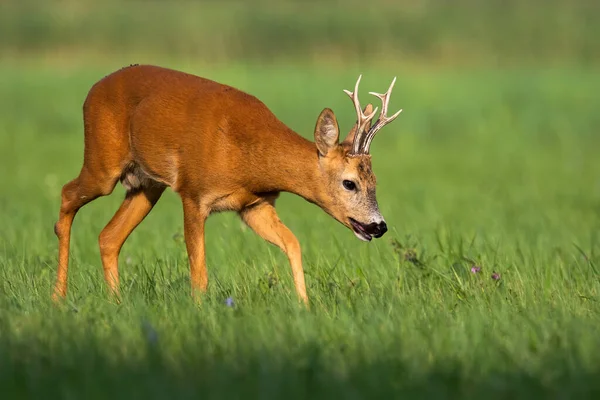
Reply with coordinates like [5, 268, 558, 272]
[471, 265, 481, 274]
[141, 320, 158, 346]
[225, 297, 235, 307]
[491, 272, 501, 280]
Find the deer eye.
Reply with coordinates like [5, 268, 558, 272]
[342, 180, 356, 191]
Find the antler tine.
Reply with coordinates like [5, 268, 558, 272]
[362, 77, 403, 153]
[343, 74, 378, 154]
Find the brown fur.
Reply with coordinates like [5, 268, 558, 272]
[52, 64, 387, 306]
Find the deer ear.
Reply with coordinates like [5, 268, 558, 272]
[341, 103, 374, 148]
[314, 108, 340, 156]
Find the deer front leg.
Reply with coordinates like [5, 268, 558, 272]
[182, 198, 209, 300]
[240, 199, 308, 306]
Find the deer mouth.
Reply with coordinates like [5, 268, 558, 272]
[349, 218, 373, 242]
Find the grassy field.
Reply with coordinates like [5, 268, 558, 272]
[3, 0, 598, 67]
[0, 62, 599, 398]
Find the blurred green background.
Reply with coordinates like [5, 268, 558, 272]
[2, 0, 598, 67]
[1, 1, 600, 399]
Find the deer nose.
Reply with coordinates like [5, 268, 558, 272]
[372, 221, 387, 238]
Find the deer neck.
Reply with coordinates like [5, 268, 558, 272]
[262, 131, 327, 206]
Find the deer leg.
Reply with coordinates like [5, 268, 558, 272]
[53, 167, 120, 301]
[239, 199, 308, 305]
[181, 198, 209, 300]
[98, 184, 165, 300]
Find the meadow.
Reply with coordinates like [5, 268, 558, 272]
[1, 1, 600, 399]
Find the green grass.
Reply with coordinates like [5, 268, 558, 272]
[1, 63, 599, 399]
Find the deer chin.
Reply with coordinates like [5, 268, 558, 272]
[349, 218, 373, 242]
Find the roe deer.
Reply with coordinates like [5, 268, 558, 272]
[53, 65, 403, 305]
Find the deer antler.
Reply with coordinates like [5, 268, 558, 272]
[362, 77, 403, 154]
[343, 74, 378, 155]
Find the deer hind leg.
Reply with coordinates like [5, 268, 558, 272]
[53, 109, 132, 302]
[53, 166, 121, 301]
[239, 198, 308, 306]
[98, 183, 166, 301]
[181, 197, 209, 301]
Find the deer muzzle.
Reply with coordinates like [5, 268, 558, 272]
[349, 218, 388, 242]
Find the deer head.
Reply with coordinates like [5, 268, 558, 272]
[313, 75, 403, 241]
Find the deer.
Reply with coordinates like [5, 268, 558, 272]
[52, 64, 402, 306]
